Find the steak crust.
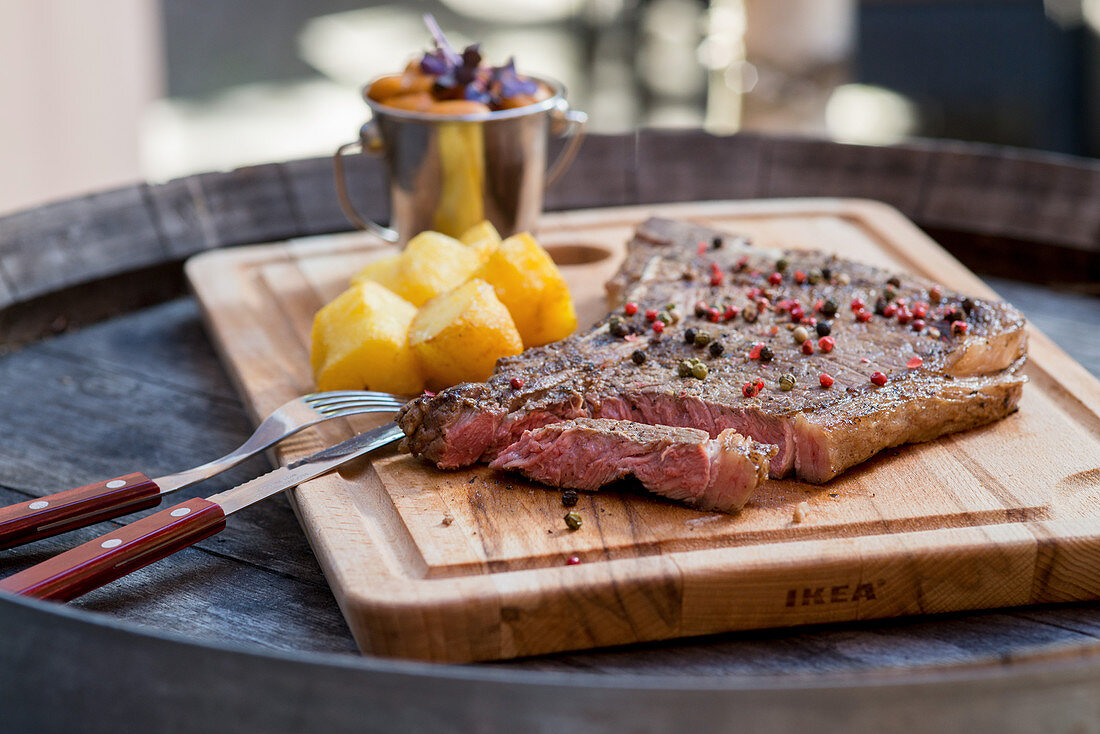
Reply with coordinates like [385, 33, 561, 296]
[398, 218, 1027, 483]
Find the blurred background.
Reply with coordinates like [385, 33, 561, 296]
[2, 0, 1097, 216]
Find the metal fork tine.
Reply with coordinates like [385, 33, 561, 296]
[303, 390, 401, 404]
[306, 395, 404, 409]
[315, 401, 404, 416]
[309, 397, 405, 411]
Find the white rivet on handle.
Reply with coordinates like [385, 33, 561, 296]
[28, 501, 49, 510]
[101, 538, 122, 549]
[105, 480, 126, 489]
[170, 507, 191, 518]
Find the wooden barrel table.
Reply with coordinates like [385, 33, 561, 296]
[1, 132, 1099, 732]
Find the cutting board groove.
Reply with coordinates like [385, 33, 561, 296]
[186, 200, 1100, 662]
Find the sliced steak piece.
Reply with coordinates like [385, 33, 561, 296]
[490, 418, 776, 512]
[398, 217, 1028, 483]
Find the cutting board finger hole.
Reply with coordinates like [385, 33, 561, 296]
[544, 243, 613, 266]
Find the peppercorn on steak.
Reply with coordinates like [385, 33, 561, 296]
[398, 217, 1027, 486]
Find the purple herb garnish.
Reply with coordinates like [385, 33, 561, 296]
[491, 58, 538, 98]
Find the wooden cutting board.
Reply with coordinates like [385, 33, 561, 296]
[186, 199, 1100, 663]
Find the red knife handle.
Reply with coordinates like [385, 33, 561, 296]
[0, 473, 163, 550]
[0, 498, 225, 602]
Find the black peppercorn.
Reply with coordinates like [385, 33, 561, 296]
[631, 349, 646, 365]
[562, 490, 579, 507]
[962, 298, 975, 315]
[887, 276, 901, 288]
[815, 321, 832, 337]
[684, 328, 696, 344]
[609, 320, 630, 338]
[712, 235, 723, 249]
[874, 297, 887, 316]
[822, 299, 838, 317]
[821, 267, 832, 280]
[709, 341, 725, 357]
[759, 345, 775, 361]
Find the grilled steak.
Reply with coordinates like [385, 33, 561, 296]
[490, 418, 775, 511]
[398, 217, 1027, 483]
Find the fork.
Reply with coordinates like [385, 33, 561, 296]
[0, 390, 406, 550]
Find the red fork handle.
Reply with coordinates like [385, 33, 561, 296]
[0, 473, 162, 550]
[0, 498, 225, 602]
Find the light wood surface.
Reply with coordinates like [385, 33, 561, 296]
[186, 199, 1100, 663]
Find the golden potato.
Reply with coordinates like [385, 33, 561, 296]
[310, 281, 424, 395]
[389, 231, 481, 307]
[474, 232, 577, 347]
[458, 220, 501, 262]
[350, 253, 401, 291]
[409, 278, 523, 389]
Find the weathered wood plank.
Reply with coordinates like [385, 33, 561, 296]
[145, 176, 217, 259]
[760, 138, 934, 217]
[919, 143, 1100, 251]
[0, 185, 167, 301]
[544, 133, 637, 211]
[635, 129, 766, 203]
[282, 153, 391, 238]
[194, 164, 300, 248]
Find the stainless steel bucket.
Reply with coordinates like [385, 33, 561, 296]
[333, 76, 587, 245]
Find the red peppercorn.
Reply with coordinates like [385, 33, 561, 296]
[912, 303, 928, 319]
[896, 307, 913, 325]
[794, 270, 807, 284]
[724, 305, 739, 320]
[566, 555, 581, 566]
[856, 309, 872, 322]
[735, 255, 749, 271]
[907, 356, 924, 369]
[755, 378, 765, 390]
[768, 272, 783, 285]
[952, 320, 969, 335]
[814, 299, 825, 313]
[707, 308, 721, 323]
[697, 241, 707, 256]
[801, 340, 814, 355]
[870, 371, 888, 386]
[742, 381, 757, 398]
[749, 342, 764, 359]
[651, 320, 665, 334]
[929, 285, 944, 303]
[645, 309, 658, 322]
[790, 306, 805, 322]
[768, 325, 779, 336]
[710, 273, 724, 287]
[510, 377, 525, 389]
[818, 336, 835, 353]
[850, 297, 865, 312]
[819, 373, 835, 388]
[422, 390, 437, 397]
[624, 302, 638, 316]
[883, 304, 898, 318]
[911, 319, 925, 332]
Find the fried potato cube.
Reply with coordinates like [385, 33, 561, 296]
[390, 231, 481, 307]
[474, 232, 577, 347]
[459, 220, 502, 262]
[350, 253, 401, 290]
[310, 281, 424, 395]
[409, 278, 523, 389]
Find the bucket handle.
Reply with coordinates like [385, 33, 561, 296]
[332, 121, 399, 242]
[546, 100, 588, 188]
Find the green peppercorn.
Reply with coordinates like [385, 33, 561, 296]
[792, 326, 810, 344]
[822, 299, 838, 317]
[808, 269, 824, 285]
[709, 341, 724, 357]
[742, 306, 758, 323]
[883, 285, 898, 302]
[776, 257, 789, 272]
[759, 345, 775, 361]
[694, 331, 712, 347]
[678, 360, 694, 378]
[657, 311, 673, 326]
[631, 349, 646, 365]
[778, 373, 796, 391]
[564, 511, 583, 531]
[610, 319, 630, 338]
[666, 307, 682, 325]
[692, 362, 709, 380]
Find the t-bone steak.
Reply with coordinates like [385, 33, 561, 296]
[490, 418, 776, 512]
[398, 217, 1027, 484]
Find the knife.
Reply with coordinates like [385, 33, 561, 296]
[0, 423, 403, 602]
